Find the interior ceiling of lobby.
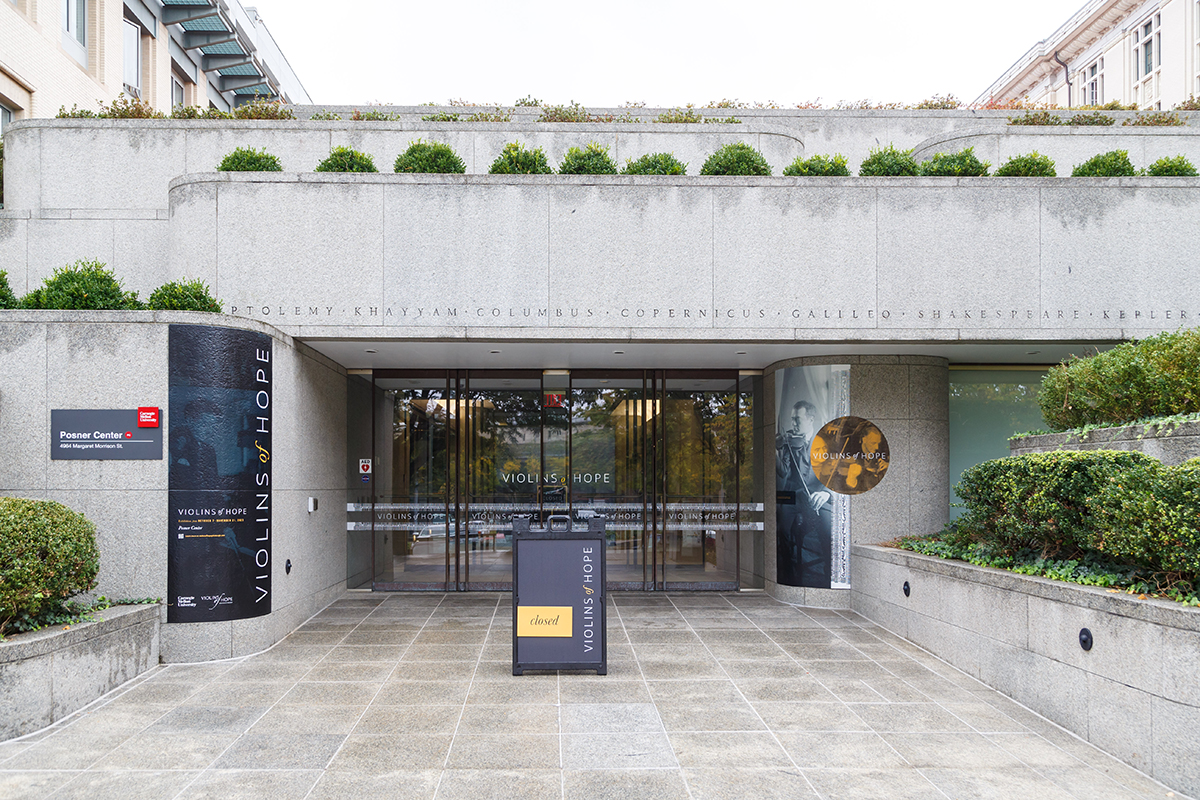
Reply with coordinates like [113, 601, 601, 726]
[302, 338, 1112, 371]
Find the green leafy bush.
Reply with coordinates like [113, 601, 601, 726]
[100, 95, 165, 119]
[1123, 111, 1184, 126]
[699, 142, 771, 176]
[352, 108, 399, 121]
[858, 145, 918, 176]
[421, 112, 459, 122]
[217, 147, 283, 172]
[621, 153, 687, 175]
[1091, 458, 1200, 580]
[655, 106, 705, 124]
[994, 152, 1057, 177]
[233, 98, 295, 120]
[146, 278, 222, 312]
[56, 104, 98, 118]
[1175, 95, 1200, 111]
[1145, 155, 1198, 176]
[538, 102, 594, 123]
[0, 497, 100, 636]
[1071, 150, 1137, 177]
[1067, 111, 1115, 126]
[918, 147, 990, 176]
[465, 108, 511, 122]
[488, 142, 552, 174]
[0, 270, 17, 309]
[19, 260, 142, 310]
[393, 140, 466, 174]
[1008, 110, 1062, 126]
[1038, 327, 1200, 430]
[782, 154, 850, 176]
[170, 105, 233, 120]
[912, 94, 961, 109]
[315, 147, 378, 173]
[954, 450, 1155, 558]
[308, 109, 342, 120]
[558, 142, 618, 175]
[514, 95, 543, 107]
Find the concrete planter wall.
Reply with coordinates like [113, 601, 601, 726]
[851, 543, 1200, 797]
[1010, 419, 1200, 465]
[0, 604, 160, 741]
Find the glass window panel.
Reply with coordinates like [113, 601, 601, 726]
[123, 21, 141, 92]
[948, 369, 1046, 521]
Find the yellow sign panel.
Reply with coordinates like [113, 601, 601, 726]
[516, 606, 573, 637]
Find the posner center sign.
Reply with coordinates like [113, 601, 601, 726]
[51, 408, 163, 460]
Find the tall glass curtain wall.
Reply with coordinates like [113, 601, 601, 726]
[347, 371, 763, 591]
[948, 368, 1046, 520]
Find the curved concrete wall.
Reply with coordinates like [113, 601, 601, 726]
[762, 356, 949, 608]
[160, 172, 1200, 344]
[911, 126, 1200, 173]
[0, 312, 348, 662]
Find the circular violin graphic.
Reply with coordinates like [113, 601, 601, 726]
[809, 416, 890, 495]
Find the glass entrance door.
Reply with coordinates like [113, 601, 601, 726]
[352, 369, 759, 591]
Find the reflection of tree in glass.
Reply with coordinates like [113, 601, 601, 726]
[664, 391, 739, 500]
[390, 389, 448, 498]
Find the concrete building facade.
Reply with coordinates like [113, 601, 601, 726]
[0, 0, 309, 133]
[2, 110, 1199, 662]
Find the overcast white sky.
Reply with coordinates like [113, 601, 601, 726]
[246, 0, 1088, 108]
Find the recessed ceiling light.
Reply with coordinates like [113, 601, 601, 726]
[490, 350, 502, 354]
[599, 380, 609, 384]
[735, 351, 747, 355]
[364, 349, 378, 354]
[1027, 351, 1041, 355]
[613, 350, 625, 355]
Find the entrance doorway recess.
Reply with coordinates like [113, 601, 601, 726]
[348, 370, 762, 591]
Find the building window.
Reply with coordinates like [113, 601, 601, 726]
[1081, 58, 1104, 106]
[1132, 14, 1162, 109]
[123, 20, 141, 98]
[172, 77, 185, 109]
[0, 105, 13, 134]
[61, 0, 87, 65]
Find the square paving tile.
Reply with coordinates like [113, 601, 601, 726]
[752, 702, 871, 732]
[91, 732, 234, 770]
[559, 679, 652, 704]
[212, 733, 345, 770]
[373, 680, 470, 706]
[438, 769, 563, 800]
[175, 768, 323, 800]
[456, 704, 559, 734]
[465, 680, 558, 705]
[776, 731, 907, 769]
[802, 767, 946, 800]
[561, 732, 677, 769]
[655, 700, 765, 732]
[561, 703, 664, 734]
[146, 706, 268, 735]
[325, 734, 452, 772]
[564, 768, 690, 800]
[881, 731, 1026, 769]
[307, 768, 441, 800]
[683, 767, 820, 799]
[48, 769, 200, 800]
[669, 731, 792, 768]
[248, 704, 364, 735]
[849, 702, 973, 733]
[921, 767, 1080, 799]
[446, 734, 560, 769]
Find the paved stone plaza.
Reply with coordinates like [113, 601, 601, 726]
[0, 593, 1184, 800]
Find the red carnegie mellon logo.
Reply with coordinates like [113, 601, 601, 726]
[137, 407, 160, 428]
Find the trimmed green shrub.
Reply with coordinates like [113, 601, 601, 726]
[918, 147, 990, 177]
[1067, 111, 1115, 126]
[170, 105, 233, 120]
[558, 142, 617, 175]
[421, 112, 459, 122]
[994, 152, 1057, 177]
[217, 147, 282, 172]
[1091, 458, 1200, 580]
[0, 497, 100, 636]
[1175, 95, 1200, 111]
[1071, 150, 1137, 177]
[1123, 111, 1185, 126]
[858, 145, 918, 176]
[353, 108, 399, 121]
[655, 106, 705, 123]
[782, 153, 850, 176]
[912, 94, 961, 109]
[621, 152, 687, 175]
[1008, 110, 1062, 126]
[699, 142, 771, 176]
[19, 260, 142, 310]
[488, 142, 552, 175]
[393, 140, 466, 174]
[233, 98, 295, 120]
[1145, 155, 1198, 176]
[308, 109, 342, 120]
[146, 278, 222, 312]
[315, 147, 378, 173]
[465, 108, 511, 122]
[538, 102, 593, 123]
[0, 270, 17, 309]
[1037, 327, 1200, 430]
[954, 450, 1156, 558]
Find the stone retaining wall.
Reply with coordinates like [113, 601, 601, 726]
[851, 544, 1200, 798]
[0, 604, 160, 741]
[1009, 420, 1200, 465]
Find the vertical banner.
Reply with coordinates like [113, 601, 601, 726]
[775, 365, 851, 589]
[168, 325, 272, 622]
